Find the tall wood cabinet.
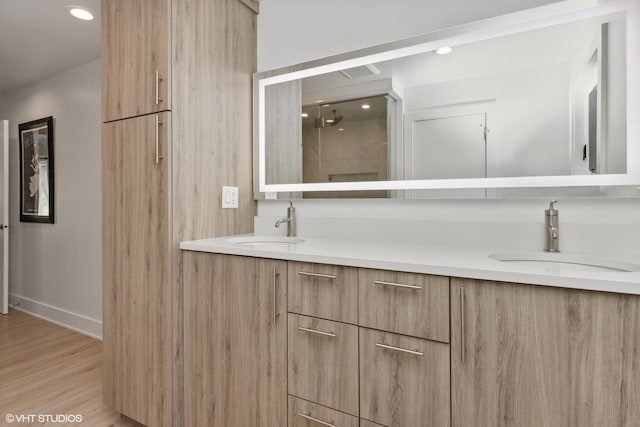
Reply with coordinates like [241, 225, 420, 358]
[451, 278, 640, 427]
[101, 0, 258, 425]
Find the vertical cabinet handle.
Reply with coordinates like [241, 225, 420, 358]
[460, 286, 466, 364]
[155, 70, 163, 105]
[273, 267, 280, 323]
[155, 115, 164, 164]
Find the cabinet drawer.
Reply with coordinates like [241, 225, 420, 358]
[358, 269, 449, 342]
[360, 328, 450, 427]
[288, 314, 359, 416]
[289, 396, 359, 427]
[288, 262, 358, 323]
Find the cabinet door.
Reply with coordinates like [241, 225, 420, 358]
[360, 328, 450, 427]
[102, 0, 171, 122]
[102, 113, 172, 425]
[184, 253, 287, 427]
[451, 278, 640, 427]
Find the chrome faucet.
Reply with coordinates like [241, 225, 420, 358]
[275, 202, 296, 237]
[544, 200, 559, 252]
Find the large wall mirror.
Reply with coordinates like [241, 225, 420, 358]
[254, 0, 640, 199]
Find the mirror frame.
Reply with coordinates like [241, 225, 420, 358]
[254, 0, 640, 197]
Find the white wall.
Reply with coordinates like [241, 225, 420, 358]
[0, 59, 102, 338]
[257, 0, 640, 237]
[257, 0, 566, 71]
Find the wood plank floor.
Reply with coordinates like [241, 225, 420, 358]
[0, 310, 139, 427]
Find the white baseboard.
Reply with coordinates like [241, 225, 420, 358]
[9, 293, 102, 340]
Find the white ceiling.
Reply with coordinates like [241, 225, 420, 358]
[0, 0, 100, 95]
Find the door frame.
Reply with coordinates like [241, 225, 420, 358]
[1, 119, 9, 314]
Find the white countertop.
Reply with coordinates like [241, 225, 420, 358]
[180, 234, 640, 295]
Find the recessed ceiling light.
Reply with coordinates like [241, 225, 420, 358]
[326, 119, 334, 123]
[436, 46, 453, 55]
[338, 128, 344, 131]
[361, 104, 371, 109]
[301, 113, 309, 118]
[67, 6, 95, 20]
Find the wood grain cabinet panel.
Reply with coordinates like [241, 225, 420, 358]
[102, 0, 257, 424]
[184, 253, 287, 427]
[288, 396, 359, 427]
[288, 314, 359, 416]
[359, 328, 450, 427]
[288, 262, 358, 324]
[360, 420, 386, 427]
[102, 113, 172, 426]
[451, 278, 640, 427]
[358, 268, 450, 342]
[102, 0, 171, 122]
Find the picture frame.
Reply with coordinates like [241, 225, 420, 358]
[19, 116, 55, 223]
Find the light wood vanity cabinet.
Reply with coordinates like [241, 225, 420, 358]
[180, 252, 640, 427]
[183, 253, 287, 427]
[451, 278, 640, 427]
[102, 0, 257, 425]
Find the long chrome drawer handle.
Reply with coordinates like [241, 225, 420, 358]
[374, 280, 423, 290]
[298, 271, 337, 280]
[298, 326, 336, 338]
[297, 413, 336, 427]
[376, 342, 424, 357]
[460, 286, 466, 364]
[272, 267, 280, 323]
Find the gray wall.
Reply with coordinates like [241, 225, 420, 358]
[0, 59, 102, 337]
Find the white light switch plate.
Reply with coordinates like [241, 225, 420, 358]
[222, 186, 239, 209]
[265, 192, 278, 200]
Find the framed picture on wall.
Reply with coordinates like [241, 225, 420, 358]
[19, 116, 55, 223]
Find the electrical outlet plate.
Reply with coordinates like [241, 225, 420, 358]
[265, 192, 278, 200]
[222, 186, 239, 208]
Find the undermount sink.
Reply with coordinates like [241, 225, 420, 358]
[490, 252, 640, 273]
[226, 236, 305, 245]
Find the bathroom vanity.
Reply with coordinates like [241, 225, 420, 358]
[180, 236, 640, 427]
